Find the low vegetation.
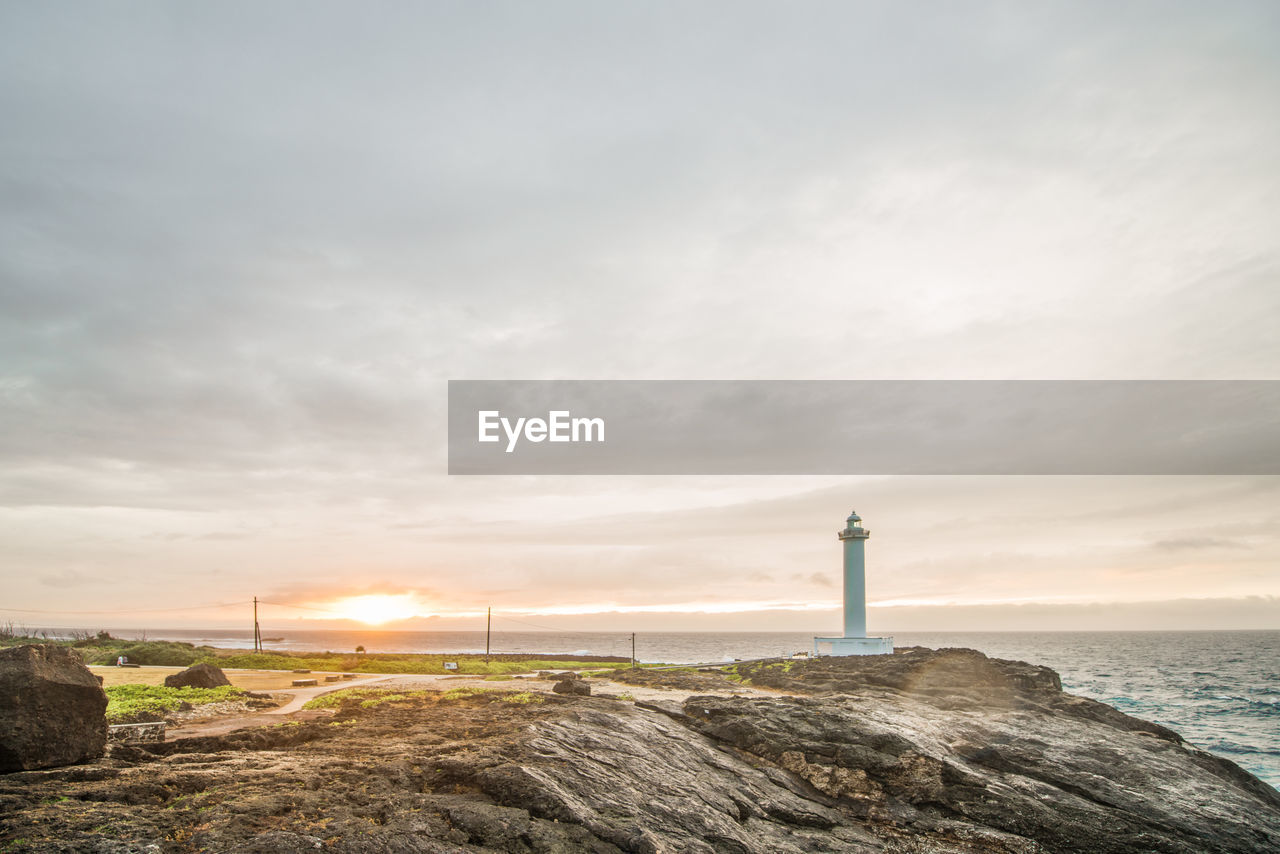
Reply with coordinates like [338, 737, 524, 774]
[0, 631, 214, 667]
[304, 685, 545, 709]
[496, 691, 543, 704]
[0, 627, 640, 681]
[302, 688, 433, 710]
[104, 684, 246, 724]
[205, 650, 630, 676]
[0, 631, 633, 676]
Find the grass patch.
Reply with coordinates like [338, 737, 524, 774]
[1, 632, 637, 677]
[104, 684, 246, 723]
[496, 691, 544, 705]
[203, 651, 631, 677]
[301, 687, 434, 710]
[303, 685, 543, 709]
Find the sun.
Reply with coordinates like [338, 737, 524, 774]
[330, 594, 420, 625]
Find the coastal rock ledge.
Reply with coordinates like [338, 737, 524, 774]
[1, 648, 1277, 853]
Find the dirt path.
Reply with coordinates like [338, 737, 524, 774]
[164, 671, 780, 739]
[166, 673, 511, 737]
[166, 674, 406, 738]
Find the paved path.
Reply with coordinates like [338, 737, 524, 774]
[266, 675, 399, 714]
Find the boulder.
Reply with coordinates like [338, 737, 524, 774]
[163, 662, 232, 689]
[0, 644, 108, 771]
[552, 679, 590, 696]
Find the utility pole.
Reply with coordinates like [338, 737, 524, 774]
[253, 597, 261, 654]
[485, 606, 491, 665]
[631, 632, 636, 669]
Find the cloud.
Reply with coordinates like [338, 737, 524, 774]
[0, 4, 1277, 627]
[38, 568, 100, 588]
[1149, 537, 1251, 552]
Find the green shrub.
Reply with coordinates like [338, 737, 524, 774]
[88, 640, 212, 667]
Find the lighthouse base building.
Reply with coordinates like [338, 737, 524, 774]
[813, 636, 894, 656]
[813, 511, 894, 656]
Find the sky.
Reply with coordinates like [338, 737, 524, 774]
[1, 2, 1277, 634]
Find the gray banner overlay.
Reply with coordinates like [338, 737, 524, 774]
[448, 381, 1280, 475]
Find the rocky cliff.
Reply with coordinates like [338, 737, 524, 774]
[1, 648, 1277, 853]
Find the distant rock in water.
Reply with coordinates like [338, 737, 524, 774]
[0, 644, 107, 772]
[163, 662, 231, 689]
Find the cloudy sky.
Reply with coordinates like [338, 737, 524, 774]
[2, 2, 1277, 633]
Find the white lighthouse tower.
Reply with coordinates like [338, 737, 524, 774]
[813, 511, 894, 656]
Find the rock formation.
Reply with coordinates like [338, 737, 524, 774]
[1, 648, 1277, 852]
[553, 678, 591, 696]
[472, 652, 1280, 853]
[162, 662, 231, 689]
[0, 644, 107, 772]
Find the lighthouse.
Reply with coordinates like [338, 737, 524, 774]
[813, 511, 894, 656]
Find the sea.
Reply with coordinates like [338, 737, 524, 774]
[83, 627, 1280, 789]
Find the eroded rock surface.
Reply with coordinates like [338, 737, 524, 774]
[611, 666, 738, 693]
[0, 644, 108, 773]
[1, 649, 1277, 853]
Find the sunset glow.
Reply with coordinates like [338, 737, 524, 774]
[328, 594, 422, 625]
[511, 600, 841, 616]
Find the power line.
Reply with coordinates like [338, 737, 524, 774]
[0, 602, 245, 615]
[4, 601, 632, 646]
[256, 600, 343, 614]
